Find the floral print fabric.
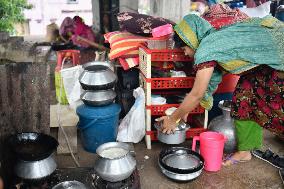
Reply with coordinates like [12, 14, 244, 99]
[231, 66, 284, 138]
[117, 12, 175, 35]
[202, 4, 249, 29]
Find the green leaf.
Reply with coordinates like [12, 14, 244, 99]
[0, 0, 32, 33]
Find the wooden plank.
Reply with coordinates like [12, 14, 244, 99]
[0, 62, 50, 134]
[57, 126, 78, 154]
[50, 104, 79, 127]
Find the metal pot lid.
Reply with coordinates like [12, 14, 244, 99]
[159, 147, 204, 174]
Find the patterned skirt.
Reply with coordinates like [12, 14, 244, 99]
[231, 66, 284, 139]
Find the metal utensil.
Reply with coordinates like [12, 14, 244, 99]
[15, 154, 57, 180]
[154, 121, 190, 144]
[9, 132, 59, 161]
[159, 162, 203, 181]
[94, 142, 137, 182]
[81, 89, 116, 106]
[158, 147, 204, 181]
[52, 181, 88, 189]
[79, 65, 117, 90]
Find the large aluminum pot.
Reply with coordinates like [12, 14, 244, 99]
[79, 65, 117, 90]
[154, 121, 190, 144]
[94, 142, 136, 182]
[81, 89, 116, 106]
[15, 154, 57, 180]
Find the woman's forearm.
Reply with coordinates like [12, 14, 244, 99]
[169, 67, 214, 122]
[170, 92, 202, 121]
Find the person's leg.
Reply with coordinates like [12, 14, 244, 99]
[223, 119, 263, 166]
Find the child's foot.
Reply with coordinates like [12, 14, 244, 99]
[223, 151, 252, 166]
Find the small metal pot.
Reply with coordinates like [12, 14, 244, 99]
[158, 147, 204, 181]
[94, 142, 137, 182]
[81, 89, 116, 106]
[79, 65, 117, 90]
[15, 154, 57, 180]
[154, 121, 190, 144]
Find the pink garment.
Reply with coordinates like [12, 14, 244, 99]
[59, 17, 74, 37]
[72, 16, 96, 48]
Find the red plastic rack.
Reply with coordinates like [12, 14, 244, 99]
[143, 76, 195, 89]
[139, 45, 207, 149]
[146, 104, 204, 116]
[140, 46, 193, 62]
[139, 45, 193, 78]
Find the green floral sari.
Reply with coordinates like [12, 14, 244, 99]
[174, 14, 284, 109]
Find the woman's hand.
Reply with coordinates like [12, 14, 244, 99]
[155, 116, 179, 134]
[183, 113, 189, 122]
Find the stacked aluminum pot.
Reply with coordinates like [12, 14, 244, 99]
[79, 62, 117, 107]
[9, 132, 59, 181]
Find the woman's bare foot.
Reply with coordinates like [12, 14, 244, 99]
[223, 151, 252, 166]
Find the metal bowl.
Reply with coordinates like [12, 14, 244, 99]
[52, 181, 87, 189]
[81, 89, 116, 106]
[9, 132, 59, 161]
[158, 147, 204, 181]
[79, 65, 117, 90]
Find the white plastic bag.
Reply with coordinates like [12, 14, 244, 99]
[117, 87, 145, 143]
[60, 65, 83, 110]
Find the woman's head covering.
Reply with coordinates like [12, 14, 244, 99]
[174, 14, 214, 50]
[59, 17, 74, 37]
[173, 14, 284, 110]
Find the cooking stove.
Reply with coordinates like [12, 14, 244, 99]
[11, 167, 140, 189]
